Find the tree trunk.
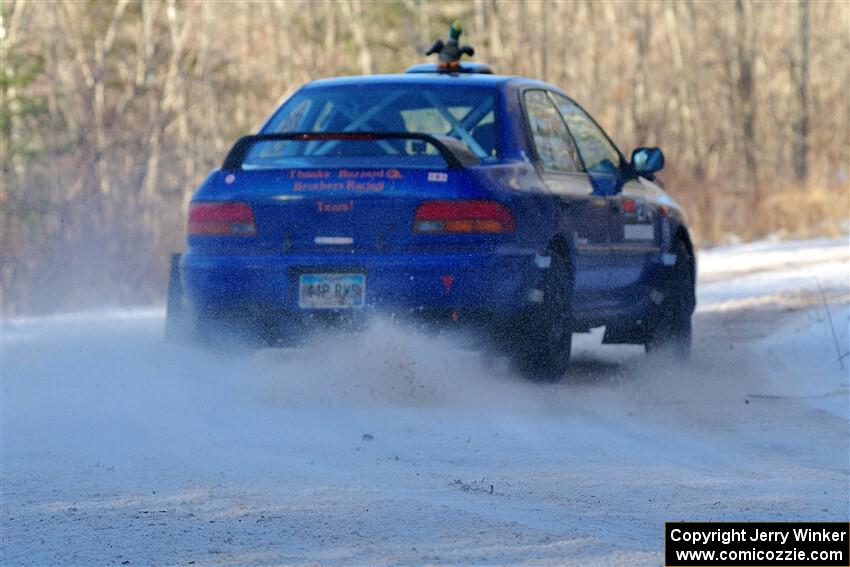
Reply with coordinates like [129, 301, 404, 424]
[793, 0, 809, 183]
[734, 0, 759, 202]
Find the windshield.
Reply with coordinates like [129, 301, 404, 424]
[258, 84, 499, 168]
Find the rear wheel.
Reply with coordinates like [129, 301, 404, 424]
[510, 249, 573, 381]
[645, 239, 694, 358]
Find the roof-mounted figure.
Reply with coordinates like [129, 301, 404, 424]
[425, 21, 475, 70]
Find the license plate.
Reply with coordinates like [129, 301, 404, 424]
[298, 273, 366, 309]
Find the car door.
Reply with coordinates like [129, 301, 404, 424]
[521, 89, 614, 315]
[552, 94, 658, 311]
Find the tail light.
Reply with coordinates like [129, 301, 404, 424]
[188, 202, 257, 236]
[414, 200, 516, 234]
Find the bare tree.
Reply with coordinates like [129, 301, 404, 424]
[794, 0, 810, 183]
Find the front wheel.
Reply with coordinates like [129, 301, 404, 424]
[509, 249, 573, 381]
[645, 239, 695, 358]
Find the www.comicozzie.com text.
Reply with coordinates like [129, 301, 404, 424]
[670, 526, 847, 546]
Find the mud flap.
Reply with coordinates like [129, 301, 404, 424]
[163, 252, 189, 343]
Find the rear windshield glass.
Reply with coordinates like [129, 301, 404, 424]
[254, 85, 499, 169]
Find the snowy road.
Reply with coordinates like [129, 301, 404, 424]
[2, 238, 848, 566]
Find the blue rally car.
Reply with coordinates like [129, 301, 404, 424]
[165, 59, 696, 380]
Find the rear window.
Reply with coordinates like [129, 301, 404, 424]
[257, 85, 499, 168]
[238, 135, 465, 170]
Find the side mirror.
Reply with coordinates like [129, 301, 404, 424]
[631, 147, 665, 177]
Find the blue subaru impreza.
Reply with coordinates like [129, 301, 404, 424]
[165, 61, 695, 380]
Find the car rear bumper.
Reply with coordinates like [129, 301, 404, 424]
[180, 248, 542, 318]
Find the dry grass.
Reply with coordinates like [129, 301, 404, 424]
[758, 184, 849, 240]
[666, 175, 849, 247]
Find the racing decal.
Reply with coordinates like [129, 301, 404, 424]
[224, 174, 236, 185]
[337, 168, 401, 180]
[288, 169, 331, 179]
[428, 171, 448, 182]
[287, 168, 404, 192]
[293, 179, 347, 191]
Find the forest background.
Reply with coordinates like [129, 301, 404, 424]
[1, 0, 848, 315]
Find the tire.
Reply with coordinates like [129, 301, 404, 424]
[510, 249, 573, 381]
[645, 239, 695, 359]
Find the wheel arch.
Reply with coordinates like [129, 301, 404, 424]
[675, 226, 694, 259]
[673, 226, 697, 313]
[675, 226, 696, 278]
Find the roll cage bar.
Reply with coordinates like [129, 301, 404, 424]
[261, 89, 496, 160]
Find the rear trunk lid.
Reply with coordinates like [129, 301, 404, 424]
[190, 133, 509, 253]
[233, 167, 477, 253]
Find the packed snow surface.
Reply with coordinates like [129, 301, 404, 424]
[2, 237, 848, 565]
